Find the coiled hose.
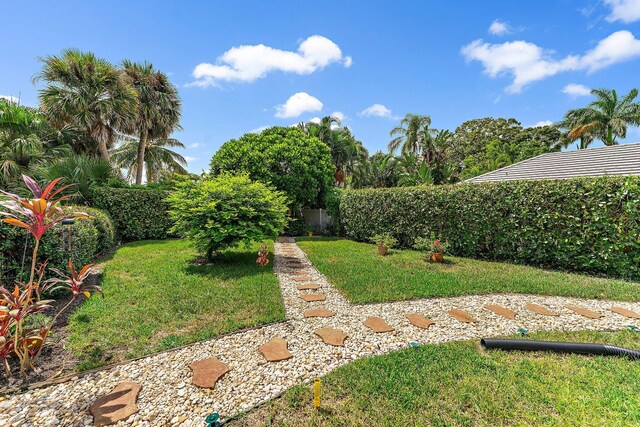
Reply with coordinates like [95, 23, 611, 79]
[481, 338, 640, 360]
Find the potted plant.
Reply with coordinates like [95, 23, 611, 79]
[371, 232, 398, 256]
[307, 226, 314, 237]
[414, 235, 449, 263]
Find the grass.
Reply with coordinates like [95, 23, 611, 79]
[295, 238, 640, 303]
[232, 329, 640, 427]
[66, 239, 285, 369]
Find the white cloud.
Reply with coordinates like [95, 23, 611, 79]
[562, 83, 591, 98]
[189, 142, 203, 149]
[248, 125, 269, 134]
[331, 111, 345, 121]
[191, 35, 350, 87]
[184, 156, 197, 163]
[489, 20, 511, 36]
[359, 103, 396, 119]
[309, 117, 322, 124]
[532, 120, 554, 127]
[1, 95, 19, 103]
[605, 0, 640, 23]
[461, 31, 640, 93]
[275, 92, 323, 118]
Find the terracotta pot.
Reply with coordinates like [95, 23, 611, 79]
[430, 253, 444, 263]
[378, 245, 389, 256]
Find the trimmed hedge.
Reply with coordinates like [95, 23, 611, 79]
[92, 187, 173, 242]
[339, 177, 640, 280]
[0, 206, 116, 283]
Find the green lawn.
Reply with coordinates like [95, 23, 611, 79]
[232, 330, 640, 427]
[296, 238, 640, 303]
[67, 239, 285, 369]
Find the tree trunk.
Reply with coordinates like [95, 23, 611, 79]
[135, 130, 147, 185]
[98, 138, 111, 162]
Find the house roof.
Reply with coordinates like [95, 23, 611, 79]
[464, 142, 640, 183]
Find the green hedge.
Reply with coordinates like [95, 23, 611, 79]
[0, 206, 116, 283]
[339, 177, 640, 279]
[92, 187, 173, 242]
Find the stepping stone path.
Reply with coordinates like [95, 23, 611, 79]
[566, 305, 603, 319]
[484, 304, 517, 319]
[189, 357, 229, 389]
[448, 308, 478, 323]
[304, 308, 336, 318]
[299, 293, 326, 302]
[297, 283, 321, 290]
[364, 316, 395, 332]
[89, 382, 141, 426]
[525, 303, 559, 316]
[315, 328, 348, 346]
[293, 276, 313, 282]
[7, 239, 639, 427]
[405, 313, 434, 329]
[610, 306, 640, 319]
[259, 338, 293, 362]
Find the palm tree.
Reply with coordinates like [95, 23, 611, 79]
[388, 114, 433, 157]
[111, 135, 187, 183]
[35, 49, 138, 161]
[352, 152, 399, 189]
[121, 60, 182, 185]
[562, 88, 640, 146]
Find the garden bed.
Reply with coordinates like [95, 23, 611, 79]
[296, 238, 640, 303]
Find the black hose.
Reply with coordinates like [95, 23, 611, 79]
[481, 338, 640, 360]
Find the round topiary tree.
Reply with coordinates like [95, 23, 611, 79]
[209, 127, 335, 210]
[166, 173, 289, 260]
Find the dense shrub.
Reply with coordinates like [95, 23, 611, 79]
[338, 177, 640, 279]
[92, 186, 173, 241]
[324, 187, 343, 235]
[210, 127, 334, 209]
[167, 173, 289, 259]
[0, 206, 116, 283]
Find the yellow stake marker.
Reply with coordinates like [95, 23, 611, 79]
[313, 378, 321, 409]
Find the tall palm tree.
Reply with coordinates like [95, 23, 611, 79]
[35, 49, 138, 161]
[562, 88, 640, 146]
[388, 114, 433, 157]
[556, 110, 596, 149]
[121, 60, 182, 185]
[111, 136, 187, 183]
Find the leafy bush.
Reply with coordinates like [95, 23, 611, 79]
[371, 232, 398, 248]
[0, 206, 116, 283]
[338, 177, 640, 279]
[92, 186, 173, 241]
[210, 127, 334, 209]
[324, 187, 343, 235]
[167, 173, 289, 259]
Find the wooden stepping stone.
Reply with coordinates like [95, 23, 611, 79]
[189, 357, 229, 389]
[314, 328, 348, 346]
[293, 276, 313, 282]
[364, 316, 394, 332]
[610, 306, 640, 319]
[299, 293, 326, 302]
[293, 270, 311, 275]
[405, 313, 434, 329]
[448, 309, 478, 323]
[89, 382, 141, 427]
[525, 303, 559, 316]
[259, 338, 293, 362]
[484, 304, 517, 319]
[297, 283, 321, 290]
[304, 308, 336, 318]
[566, 305, 603, 319]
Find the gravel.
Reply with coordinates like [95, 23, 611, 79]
[1, 241, 638, 426]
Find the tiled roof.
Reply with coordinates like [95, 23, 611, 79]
[464, 142, 640, 183]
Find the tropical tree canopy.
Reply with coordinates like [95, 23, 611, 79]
[121, 60, 182, 184]
[560, 88, 640, 146]
[111, 136, 187, 183]
[210, 126, 334, 209]
[388, 113, 433, 159]
[35, 48, 138, 161]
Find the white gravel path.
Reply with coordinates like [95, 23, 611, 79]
[1, 241, 639, 427]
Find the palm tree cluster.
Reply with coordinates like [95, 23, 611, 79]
[558, 88, 640, 149]
[0, 49, 185, 195]
[297, 116, 368, 187]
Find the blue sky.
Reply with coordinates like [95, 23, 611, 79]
[3, 0, 640, 173]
